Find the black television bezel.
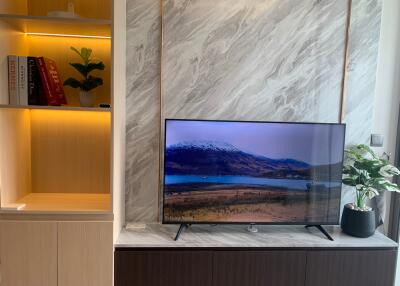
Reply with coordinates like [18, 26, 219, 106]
[161, 118, 346, 226]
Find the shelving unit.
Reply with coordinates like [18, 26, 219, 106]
[0, 1, 119, 285]
[0, 0, 113, 214]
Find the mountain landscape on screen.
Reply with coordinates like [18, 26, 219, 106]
[165, 141, 342, 181]
[163, 121, 344, 224]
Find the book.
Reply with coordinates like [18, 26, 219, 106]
[36, 57, 61, 106]
[7, 55, 19, 105]
[18, 56, 28, 106]
[38, 79, 48, 105]
[27, 57, 44, 105]
[46, 58, 67, 105]
[36, 57, 67, 106]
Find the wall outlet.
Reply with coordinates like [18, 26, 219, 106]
[370, 134, 384, 147]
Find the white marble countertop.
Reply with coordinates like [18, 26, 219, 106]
[115, 224, 398, 249]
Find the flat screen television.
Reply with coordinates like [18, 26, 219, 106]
[162, 119, 346, 225]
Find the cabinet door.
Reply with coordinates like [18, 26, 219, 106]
[305, 250, 397, 286]
[58, 221, 113, 286]
[0, 221, 58, 286]
[213, 250, 307, 286]
[114, 250, 213, 286]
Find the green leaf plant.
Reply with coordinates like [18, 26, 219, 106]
[63, 47, 105, 92]
[342, 144, 400, 210]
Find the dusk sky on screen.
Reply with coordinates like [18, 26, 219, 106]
[165, 120, 345, 166]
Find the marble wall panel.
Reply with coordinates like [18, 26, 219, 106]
[341, 0, 382, 207]
[125, 0, 161, 222]
[344, 0, 382, 145]
[125, 0, 382, 223]
[162, 0, 348, 122]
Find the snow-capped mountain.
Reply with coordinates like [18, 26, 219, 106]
[168, 141, 240, 152]
[166, 140, 314, 178]
[165, 140, 342, 180]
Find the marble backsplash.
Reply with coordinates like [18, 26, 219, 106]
[162, 0, 347, 122]
[341, 0, 382, 207]
[344, 0, 382, 145]
[125, 0, 382, 223]
[125, 0, 161, 222]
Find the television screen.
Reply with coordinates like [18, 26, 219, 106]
[163, 119, 345, 224]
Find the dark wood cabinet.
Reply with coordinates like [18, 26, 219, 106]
[115, 248, 397, 286]
[213, 251, 306, 286]
[114, 250, 213, 286]
[305, 250, 397, 286]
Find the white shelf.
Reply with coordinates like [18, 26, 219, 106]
[0, 104, 111, 112]
[1, 193, 111, 214]
[0, 14, 111, 37]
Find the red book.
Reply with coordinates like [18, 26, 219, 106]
[36, 57, 67, 106]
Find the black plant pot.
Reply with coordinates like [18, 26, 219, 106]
[341, 204, 376, 238]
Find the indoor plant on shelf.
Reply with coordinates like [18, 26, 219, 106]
[341, 144, 400, 237]
[63, 47, 105, 107]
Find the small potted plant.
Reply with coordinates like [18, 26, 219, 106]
[341, 144, 400, 237]
[63, 47, 105, 107]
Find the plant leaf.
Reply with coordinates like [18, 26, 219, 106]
[366, 187, 379, 199]
[70, 46, 81, 58]
[86, 62, 105, 73]
[80, 47, 92, 65]
[342, 165, 360, 176]
[69, 63, 88, 77]
[81, 76, 103, 91]
[70, 46, 92, 65]
[63, 78, 82, 89]
[379, 165, 400, 177]
[357, 144, 378, 159]
[382, 181, 400, 192]
[342, 177, 357, 186]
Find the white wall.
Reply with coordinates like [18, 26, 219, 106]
[373, 0, 400, 233]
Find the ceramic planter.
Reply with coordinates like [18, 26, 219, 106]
[79, 90, 94, 107]
[340, 203, 376, 238]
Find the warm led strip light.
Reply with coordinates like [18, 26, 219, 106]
[26, 32, 111, 39]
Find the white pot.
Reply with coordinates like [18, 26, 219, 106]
[79, 90, 94, 107]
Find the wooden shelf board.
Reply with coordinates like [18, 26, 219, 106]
[0, 14, 111, 37]
[1, 193, 111, 214]
[0, 104, 111, 112]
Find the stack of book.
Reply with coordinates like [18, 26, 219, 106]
[8, 56, 67, 106]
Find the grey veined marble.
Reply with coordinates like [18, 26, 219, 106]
[125, 0, 161, 222]
[162, 0, 348, 122]
[344, 0, 382, 145]
[116, 224, 397, 249]
[341, 0, 382, 209]
[124, 0, 383, 223]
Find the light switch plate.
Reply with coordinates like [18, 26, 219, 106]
[370, 134, 384, 147]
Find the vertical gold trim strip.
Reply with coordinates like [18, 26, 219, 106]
[158, 0, 164, 222]
[339, 0, 353, 123]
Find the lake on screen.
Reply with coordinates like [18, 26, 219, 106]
[165, 175, 341, 190]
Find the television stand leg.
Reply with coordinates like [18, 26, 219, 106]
[174, 224, 189, 241]
[305, 225, 334, 241]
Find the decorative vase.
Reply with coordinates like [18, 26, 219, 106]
[341, 203, 376, 238]
[79, 90, 94, 107]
